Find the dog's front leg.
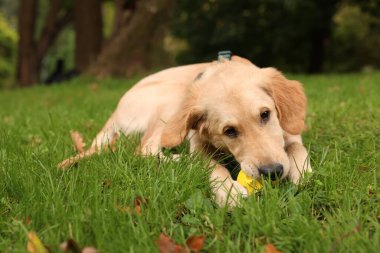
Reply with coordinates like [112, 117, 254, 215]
[210, 163, 248, 208]
[285, 134, 312, 184]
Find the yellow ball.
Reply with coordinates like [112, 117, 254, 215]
[237, 170, 263, 194]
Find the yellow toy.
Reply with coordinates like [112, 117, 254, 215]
[237, 170, 263, 194]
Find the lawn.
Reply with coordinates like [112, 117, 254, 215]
[0, 72, 379, 253]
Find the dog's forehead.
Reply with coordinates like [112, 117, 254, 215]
[201, 61, 256, 80]
[194, 61, 272, 105]
[190, 67, 274, 122]
[196, 61, 269, 90]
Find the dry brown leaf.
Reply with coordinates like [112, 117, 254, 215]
[156, 233, 189, 253]
[115, 204, 133, 214]
[89, 83, 99, 92]
[134, 196, 148, 214]
[81, 247, 100, 253]
[15, 216, 31, 225]
[264, 243, 283, 253]
[109, 133, 119, 152]
[29, 135, 42, 147]
[70, 131, 85, 153]
[327, 85, 340, 93]
[367, 185, 376, 197]
[116, 196, 148, 215]
[60, 238, 100, 253]
[25, 217, 31, 225]
[83, 120, 94, 130]
[102, 179, 112, 189]
[27, 231, 50, 253]
[357, 84, 366, 94]
[328, 224, 360, 253]
[60, 239, 81, 253]
[186, 235, 205, 252]
[3, 116, 14, 124]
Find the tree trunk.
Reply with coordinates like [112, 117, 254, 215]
[308, 29, 327, 73]
[307, 0, 339, 73]
[17, 0, 38, 87]
[17, 0, 73, 86]
[89, 0, 174, 77]
[74, 0, 103, 72]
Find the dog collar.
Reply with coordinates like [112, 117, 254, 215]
[218, 50, 232, 62]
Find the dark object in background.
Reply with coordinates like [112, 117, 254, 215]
[44, 59, 79, 85]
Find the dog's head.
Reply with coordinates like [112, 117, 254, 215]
[161, 58, 306, 180]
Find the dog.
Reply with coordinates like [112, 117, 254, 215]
[58, 55, 311, 207]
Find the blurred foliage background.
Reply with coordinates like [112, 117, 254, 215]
[0, 0, 379, 88]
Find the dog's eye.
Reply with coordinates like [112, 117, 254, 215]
[224, 127, 238, 138]
[260, 110, 270, 123]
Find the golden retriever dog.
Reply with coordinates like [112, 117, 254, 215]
[58, 55, 311, 207]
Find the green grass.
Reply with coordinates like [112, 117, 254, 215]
[0, 72, 379, 253]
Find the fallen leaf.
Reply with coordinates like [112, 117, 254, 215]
[60, 239, 81, 253]
[367, 185, 376, 197]
[186, 235, 205, 252]
[27, 231, 50, 253]
[156, 233, 188, 253]
[134, 196, 148, 214]
[254, 235, 267, 246]
[89, 83, 99, 92]
[3, 116, 14, 124]
[30, 135, 42, 147]
[357, 84, 366, 94]
[358, 165, 370, 172]
[60, 238, 100, 253]
[102, 179, 112, 189]
[328, 224, 360, 253]
[109, 133, 119, 152]
[264, 243, 283, 253]
[15, 216, 31, 225]
[81, 247, 100, 253]
[70, 131, 85, 153]
[83, 120, 94, 130]
[23, 216, 31, 225]
[115, 204, 133, 214]
[327, 85, 340, 93]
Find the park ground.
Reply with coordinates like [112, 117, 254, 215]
[0, 72, 379, 252]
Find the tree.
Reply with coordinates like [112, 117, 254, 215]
[0, 9, 18, 88]
[17, 0, 175, 85]
[17, 0, 72, 86]
[307, 0, 339, 73]
[74, 0, 103, 72]
[325, 0, 380, 71]
[17, 0, 38, 86]
[88, 0, 175, 77]
[171, 0, 341, 73]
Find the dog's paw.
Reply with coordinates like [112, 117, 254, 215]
[288, 163, 312, 185]
[213, 180, 248, 209]
[232, 180, 249, 198]
[157, 152, 182, 162]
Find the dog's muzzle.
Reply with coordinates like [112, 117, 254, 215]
[258, 163, 284, 180]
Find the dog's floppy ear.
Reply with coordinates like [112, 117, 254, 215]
[161, 106, 204, 148]
[263, 68, 307, 135]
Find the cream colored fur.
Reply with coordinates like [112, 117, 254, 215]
[58, 56, 311, 208]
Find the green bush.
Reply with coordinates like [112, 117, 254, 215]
[325, 4, 380, 72]
[0, 12, 17, 88]
[171, 0, 380, 73]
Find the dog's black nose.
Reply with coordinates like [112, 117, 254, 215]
[258, 163, 283, 180]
